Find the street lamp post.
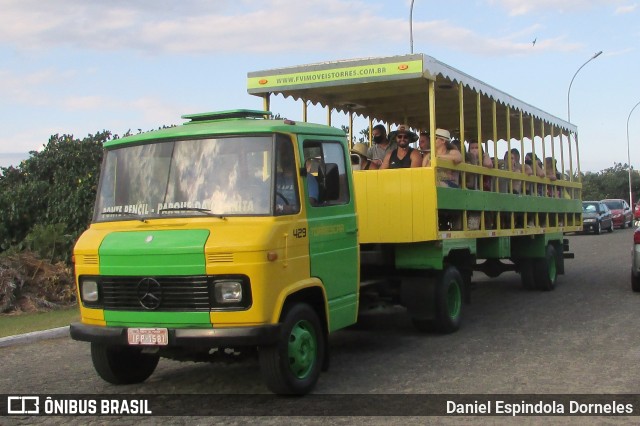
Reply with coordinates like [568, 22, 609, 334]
[410, 0, 415, 54]
[627, 101, 640, 209]
[567, 51, 603, 123]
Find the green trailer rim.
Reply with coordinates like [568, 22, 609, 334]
[288, 319, 317, 379]
[447, 280, 462, 319]
[548, 253, 557, 282]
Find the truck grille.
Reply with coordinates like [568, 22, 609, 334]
[101, 276, 212, 311]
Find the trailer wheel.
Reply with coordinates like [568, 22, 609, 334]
[259, 303, 324, 395]
[90, 343, 159, 385]
[534, 244, 558, 291]
[519, 258, 536, 290]
[433, 266, 463, 333]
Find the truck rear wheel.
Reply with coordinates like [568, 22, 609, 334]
[433, 266, 463, 333]
[259, 303, 325, 395]
[90, 343, 159, 385]
[534, 244, 557, 291]
[519, 258, 536, 290]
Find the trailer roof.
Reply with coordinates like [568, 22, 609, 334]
[248, 54, 576, 139]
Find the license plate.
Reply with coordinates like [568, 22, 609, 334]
[127, 328, 169, 346]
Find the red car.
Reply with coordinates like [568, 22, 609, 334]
[635, 200, 640, 222]
[601, 199, 633, 229]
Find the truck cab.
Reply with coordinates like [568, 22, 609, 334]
[70, 110, 358, 395]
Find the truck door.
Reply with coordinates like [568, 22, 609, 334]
[301, 138, 359, 331]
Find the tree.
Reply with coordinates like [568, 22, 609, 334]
[0, 132, 109, 259]
[580, 162, 640, 203]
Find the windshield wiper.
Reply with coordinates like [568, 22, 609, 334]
[101, 211, 147, 222]
[159, 207, 226, 219]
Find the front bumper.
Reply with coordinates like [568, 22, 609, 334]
[70, 322, 281, 347]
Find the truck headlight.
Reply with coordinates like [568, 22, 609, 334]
[81, 279, 99, 302]
[214, 280, 243, 303]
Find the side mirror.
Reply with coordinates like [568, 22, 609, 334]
[317, 162, 340, 201]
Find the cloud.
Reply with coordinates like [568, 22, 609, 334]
[615, 3, 638, 14]
[488, 0, 628, 16]
[0, 0, 579, 57]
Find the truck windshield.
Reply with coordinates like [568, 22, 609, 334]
[94, 136, 274, 221]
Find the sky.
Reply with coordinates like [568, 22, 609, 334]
[0, 0, 639, 172]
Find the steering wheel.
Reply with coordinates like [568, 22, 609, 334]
[276, 191, 290, 205]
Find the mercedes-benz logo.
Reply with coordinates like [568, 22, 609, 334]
[137, 278, 162, 310]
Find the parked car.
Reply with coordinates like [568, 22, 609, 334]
[635, 200, 640, 225]
[601, 198, 633, 229]
[632, 227, 640, 291]
[582, 201, 614, 234]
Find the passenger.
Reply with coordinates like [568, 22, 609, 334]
[418, 131, 430, 156]
[305, 158, 319, 205]
[350, 143, 375, 170]
[544, 157, 562, 197]
[544, 157, 559, 181]
[380, 125, 422, 169]
[465, 139, 493, 190]
[525, 152, 545, 178]
[367, 124, 396, 169]
[499, 148, 531, 194]
[422, 128, 462, 187]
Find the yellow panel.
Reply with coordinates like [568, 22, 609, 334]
[354, 168, 439, 243]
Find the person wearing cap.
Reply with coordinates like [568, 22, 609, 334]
[367, 124, 396, 169]
[422, 128, 462, 187]
[380, 125, 422, 169]
[350, 143, 375, 170]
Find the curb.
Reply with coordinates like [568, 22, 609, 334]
[0, 326, 69, 348]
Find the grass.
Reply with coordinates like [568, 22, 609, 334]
[0, 306, 80, 338]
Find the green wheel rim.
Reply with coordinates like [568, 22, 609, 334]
[447, 280, 462, 318]
[287, 319, 317, 379]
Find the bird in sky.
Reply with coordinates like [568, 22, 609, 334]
[532, 38, 537, 46]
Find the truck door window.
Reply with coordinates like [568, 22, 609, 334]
[303, 141, 350, 206]
[274, 136, 300, 215]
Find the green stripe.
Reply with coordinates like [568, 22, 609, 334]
[437, 187, 582, 213]
[99, 230, 208, 276]
[104, 310, 212, 327]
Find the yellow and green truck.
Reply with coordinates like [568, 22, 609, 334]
[70, 54, 582, 395]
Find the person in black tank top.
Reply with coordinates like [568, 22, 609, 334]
[380, 125, 422, 169]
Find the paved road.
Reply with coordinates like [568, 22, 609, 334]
[1, 228, 639, 421]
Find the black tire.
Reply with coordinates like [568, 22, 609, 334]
[90, 343, 159, 385]
[259, 303, 325, 395]
[632, 272, 640, 292]
[519, 258, 536, 290]
[533, 244, 558, 291]
[594, 221, 601, 235]
[433, 266, 463, 333]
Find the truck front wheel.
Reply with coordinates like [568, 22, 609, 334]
[90, 343, 159, 385]
[259, 303, 325, 395]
